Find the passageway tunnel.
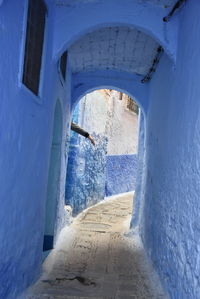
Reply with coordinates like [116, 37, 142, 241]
[40, 0, 196, 297]
[55, 12, 172, 232]
[58, 22, 157, 233]
[1, 0, 200, 298]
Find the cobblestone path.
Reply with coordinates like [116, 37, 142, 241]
[25, 192, 167, 299]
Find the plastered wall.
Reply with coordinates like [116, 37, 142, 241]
[141, 1, 200, 298]
[0, 1, 72, 297]
[105, 154, 138, 197]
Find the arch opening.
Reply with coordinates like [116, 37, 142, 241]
[57, 24, 163, 115]
[65, 89, 142, 224]
[56, 21, 168, 62]
[72, 83, 145, 115]
[54, 0, 176, 63]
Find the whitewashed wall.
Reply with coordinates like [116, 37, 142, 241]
[78, 89, 138, 154]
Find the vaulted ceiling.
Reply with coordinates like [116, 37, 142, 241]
[68, 26, 159, 76]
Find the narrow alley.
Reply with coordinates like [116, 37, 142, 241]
[25, 193, 166, 299]
[1, 1, 200, 298]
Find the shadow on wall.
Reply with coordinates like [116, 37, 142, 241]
[43, 100, 63, 252]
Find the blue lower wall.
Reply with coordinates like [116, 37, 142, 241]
[105, 154, 138, 196]
[65, 131, 107, 216]
[66, 130, 137, 214]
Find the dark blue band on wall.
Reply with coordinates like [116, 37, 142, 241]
[105, 154, 138, 196]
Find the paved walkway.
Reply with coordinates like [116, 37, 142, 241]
[25, 193, 167, 299]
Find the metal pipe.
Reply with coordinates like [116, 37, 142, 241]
[163, 0, 186, 22]
[141, 46, 163, 83]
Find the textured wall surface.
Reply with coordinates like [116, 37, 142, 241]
[65, 132, 107, 216]
[65, 92, 108, 215]
[141, 2, 200, 298]
[105, 154, 138, 196]
[106, 91, 138, 155]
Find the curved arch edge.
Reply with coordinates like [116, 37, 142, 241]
[71, 70, 149, 115]
[53, 0, 178, 63]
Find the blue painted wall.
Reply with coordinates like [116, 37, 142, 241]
[141, 1, 200, 298]
[65, 101, 108, 215]
[0, 1, 72, 297]
[65, 129, 107, 216]
[105, 155, 138, 196]
[131, 111, 146, 228]
[66, 140, 137, 215]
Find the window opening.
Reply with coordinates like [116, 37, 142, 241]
[126, 96, 139, 114]
[22, 0, 47, 95]
[119, 92, 123, 101]
[60, 51, 68, 80]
